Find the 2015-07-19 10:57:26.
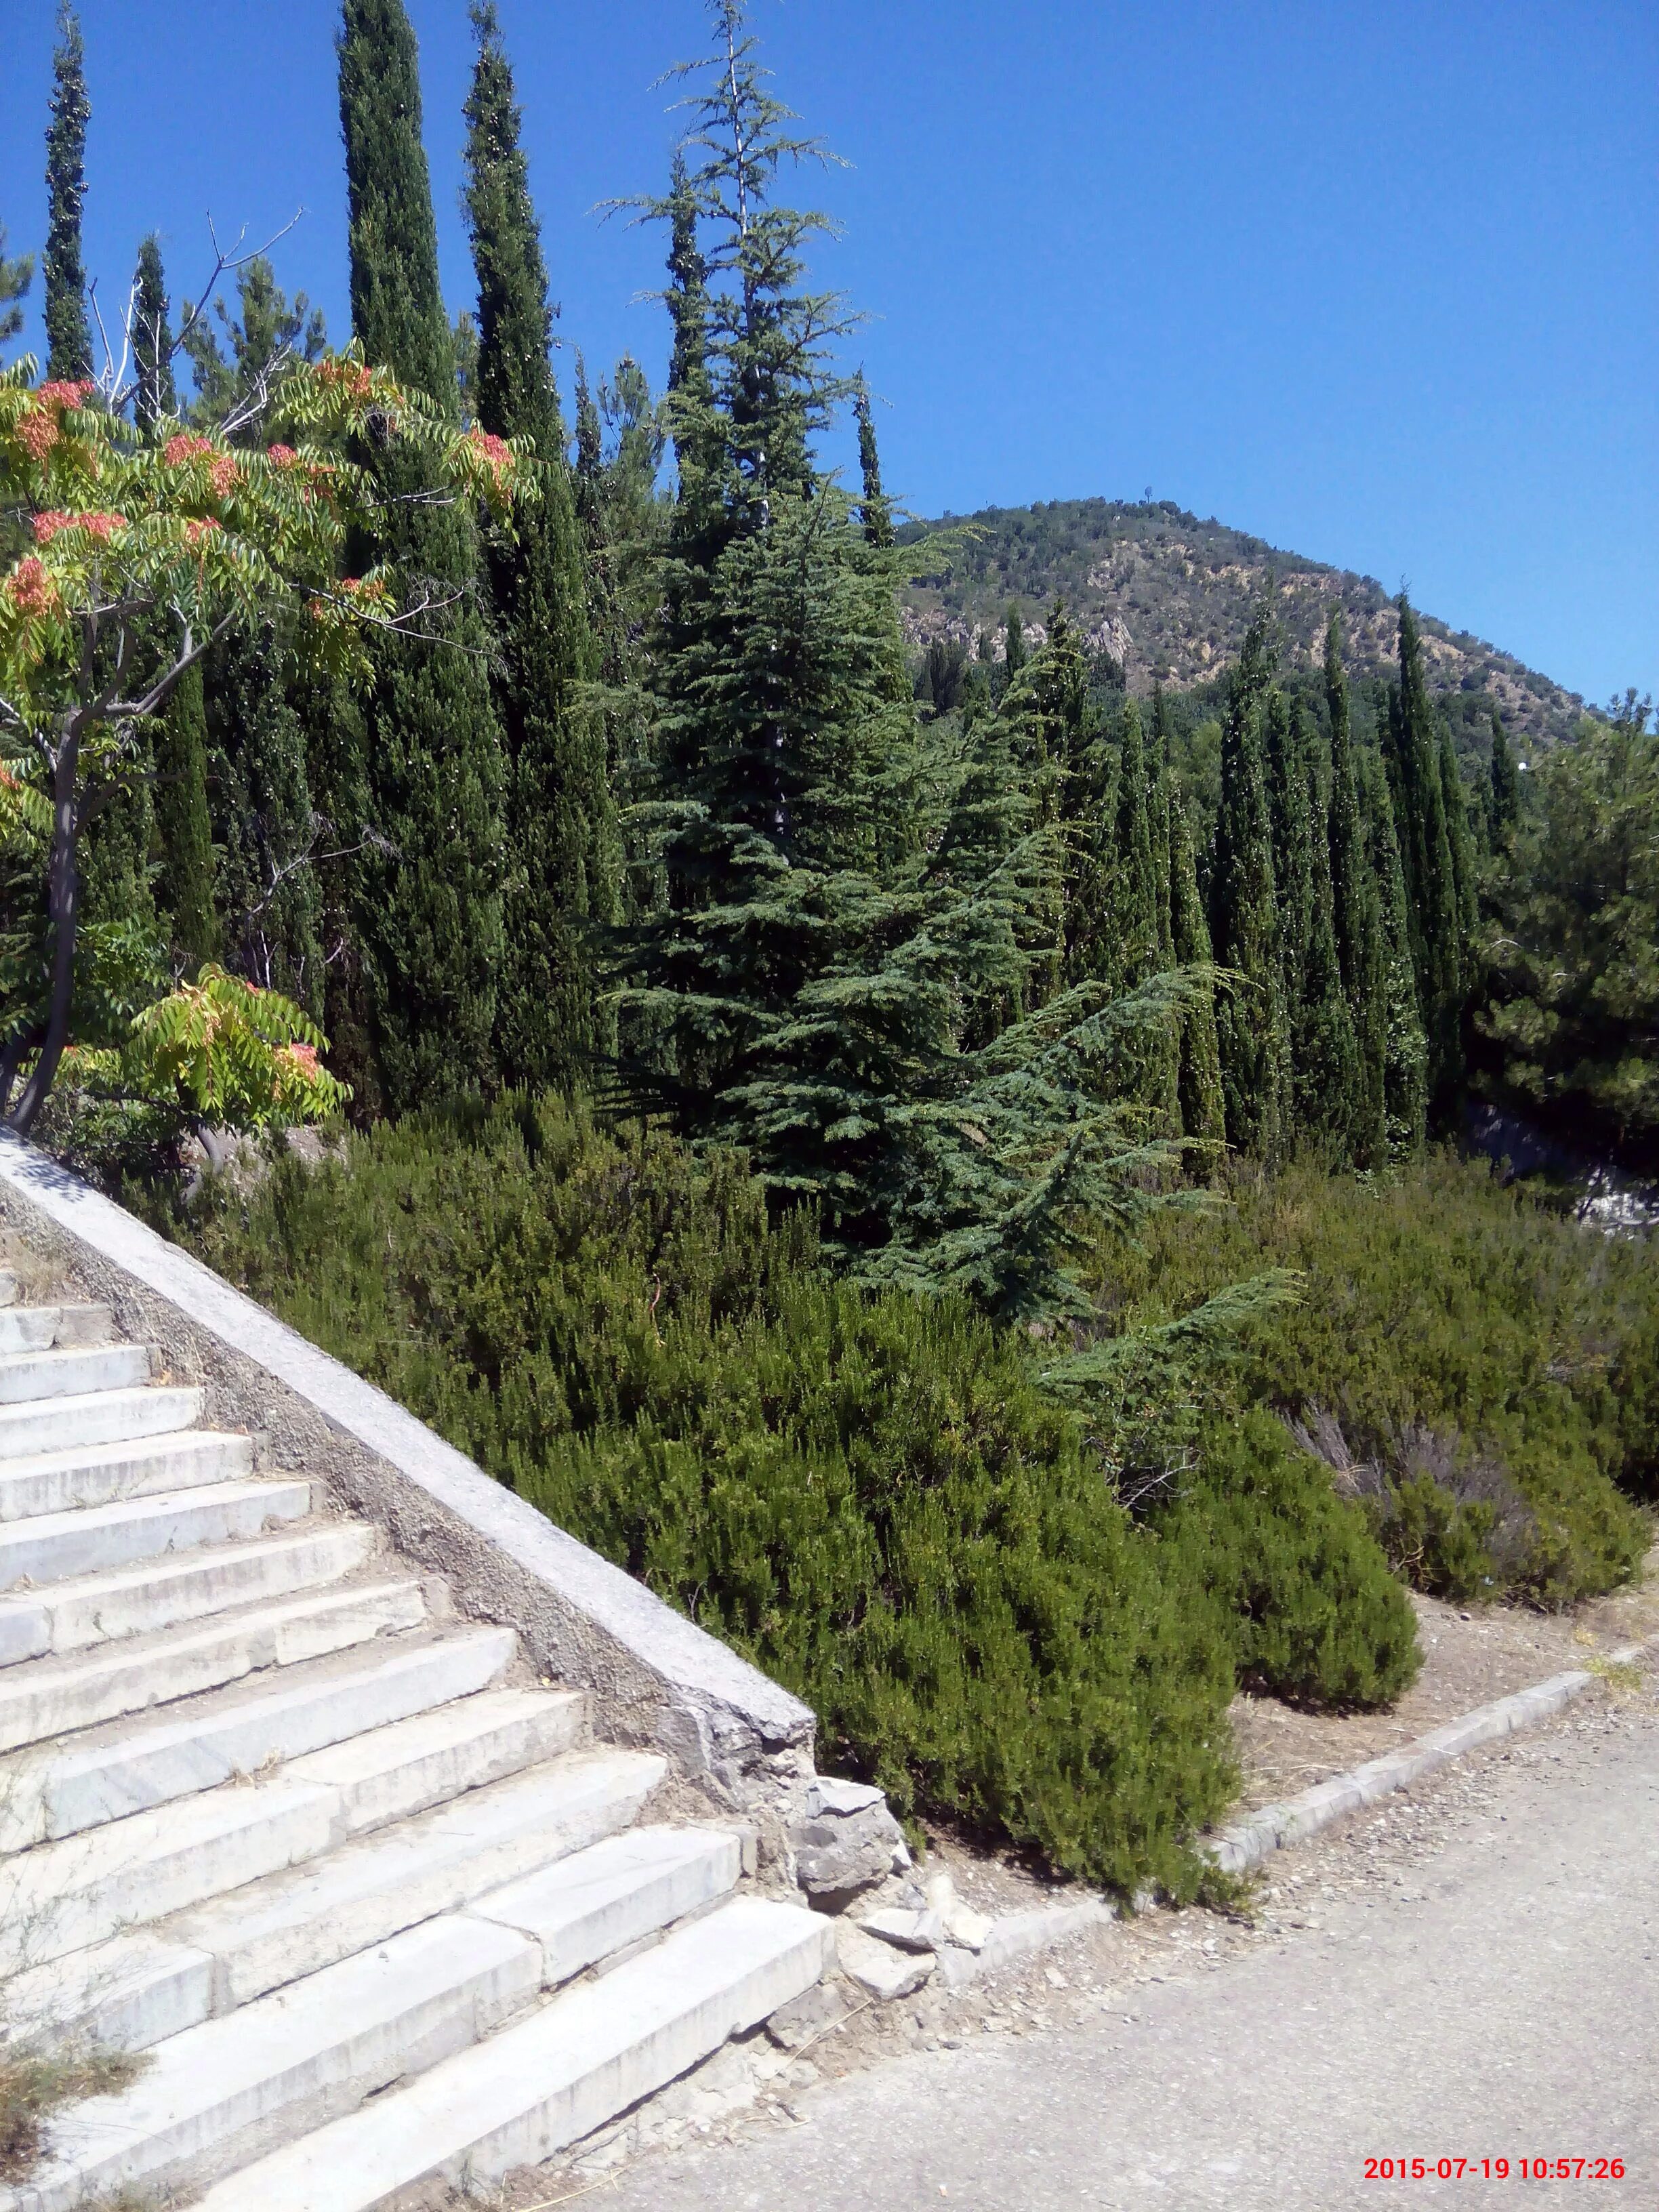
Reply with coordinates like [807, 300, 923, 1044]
[1364, 2158, 1628, 2181]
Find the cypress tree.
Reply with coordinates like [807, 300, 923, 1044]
[131, 237, 176, 433]
[1110, 698, 1160, 989]
[339, 0, 507, 1111]
[1325, 613, 1387, 1163]
[1439, 717, 1478, 945]
[1209, 610, 1285, 1158]
[43, 4, 92, 382]
[1004, 602, 1027, 680]
[464, 1, 614, 1090]
[1265, 687, 1312, 1025]
[1165, 775, 1226, 1157]
[1387, 596, 1462, 1102]
[153, 664, 219, 972]
[854, 376, 895, 551]
[1359, 745, 1428, 1149]
[1488, 706, 1519, 846]
[0, 226, 33, 345]
[1291, 698, 1359, 1153]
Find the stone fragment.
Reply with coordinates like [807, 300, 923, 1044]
[835, 1920, 936, 2001]
[859, 1907, 944, 1954]
[764, 1978, 851, 2051]
[790, 1772, 905, 1903]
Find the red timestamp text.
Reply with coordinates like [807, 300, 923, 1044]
[1363, 2158, 1628, 2182]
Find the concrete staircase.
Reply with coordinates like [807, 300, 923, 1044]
[0, 1270, 832, 2212]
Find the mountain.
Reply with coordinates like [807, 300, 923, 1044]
[896, 498, 1586, 749]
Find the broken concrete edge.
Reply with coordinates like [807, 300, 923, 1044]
[0, 1134, 818, 1848]
[1205, 1637, 1656, 1875]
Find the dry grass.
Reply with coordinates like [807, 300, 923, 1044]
[0, 2041, 146, 2183]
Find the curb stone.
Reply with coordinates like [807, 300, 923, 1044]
[1206, 1637, 1654, 1875]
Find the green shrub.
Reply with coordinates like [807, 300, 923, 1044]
[1158, 1412, 1420, 1708]
[1100, 1155, 1654, 1605]
[170, 1094, 1241, 1897]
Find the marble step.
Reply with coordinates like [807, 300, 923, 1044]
[0, 1427, 254, 1524]
[0, 1340, 150, 1404]
[0, 1476, 312, 1597]
[0, 1383, 201, 1460]
[0, 1303, 112, 1355]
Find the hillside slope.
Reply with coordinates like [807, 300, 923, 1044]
[897, 499, 1584, 747]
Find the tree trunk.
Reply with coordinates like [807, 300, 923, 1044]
[8, 741, 80, 1137]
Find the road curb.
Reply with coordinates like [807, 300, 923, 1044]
[1207, 1637, 1654, 1875]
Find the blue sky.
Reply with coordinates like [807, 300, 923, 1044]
[3, 0, 1654, 708]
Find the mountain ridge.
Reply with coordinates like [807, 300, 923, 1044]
[896, 497, 1586, 748]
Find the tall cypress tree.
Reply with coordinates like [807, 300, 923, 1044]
[43, 5, 92, 382]
[131, 237, 176, 433]
[1324, 613, 1387, 1163]
[0, 227, 33, 345]
[1359, 745, 1428, 1149]
[1439, 718, 1478, 945]
[1291, 697, 1359, 1153]
[153, 665, 219, 972]
[1004, 602, 1027, 680]
[854, 375, 895, 551]
[464, 1, 613, 1090]
[1165, 774, 1226, 1158]
[1209, 611, 1284, 1157]
[339, 0, 507, 1111]
[1110, 698, 1160, 989]
[1488, 706, 1519, 846]
[1387, 596, 1462, 1103]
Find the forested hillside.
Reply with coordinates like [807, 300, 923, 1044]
[898, 499, 1586, 750]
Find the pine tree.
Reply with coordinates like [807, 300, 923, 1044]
[464, 1, 613, 1090]
[1324, 613, 1387, 1164]
[854, 376, 895, 551]
[1359, 745, 1427, 1149]
[1209, 610, 1285, 1157]
[0, 226, 33, 345]
[1488, 706, 1519, 846]
[43, 5, 92, 382]
[131, 237, 176, 433]
[1165, 774, 1225, 1157]
[1387, 596, 1462, 1104]
[153, 663, 219, 972]
[339, 0, 507, 1111]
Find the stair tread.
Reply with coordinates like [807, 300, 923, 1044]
[189, 1897, 833, 2212]
[0, 1622, 516, 1845]
[0, 1342, 149, 1402]
[0, 1576, 427, 1753]
[0, 1476, 314, 1599]
[0, 1382, 203, 1459]
[0, 1428, 253, 1519]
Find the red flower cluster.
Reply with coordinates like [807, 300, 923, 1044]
[37, 379, 96, 411]
[16, 410, 60, 463]
[33, 510, 127, 546]
[163, 432, 216, 468]
[266, 444, 300, 468]
[280, 1042, 321, 1078]
[6, 558, 58, 616]
[184, 517, 222, 548]
[209, 454, 239, 498]
[465, 428, 516, 485]
[316, 359, 375, 403]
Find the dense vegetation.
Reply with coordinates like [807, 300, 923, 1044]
[5, 1, 1653, 1894]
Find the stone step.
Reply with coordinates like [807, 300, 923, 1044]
[0, 1303, 112, 1354]
[189, 1897, 834, 2212]
[16, 1910, 544, 2212]
[0, 1427, 253, 1523]
[0, 1523, 374, 1667]
[471, 1822, 743, 1988]
[0, 1476, 312, 1597]
[1, 1622, 516, 1847]
[0, 1340, 150, 1404]
[169, 1740, 655, 2017]
[0, 1382, 201, 1460]
[0, 1578, 427, 1753]
[12, 1717, 619, 2053]
[0, 1685, 579, 1975]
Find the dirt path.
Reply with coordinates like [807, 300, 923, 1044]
[576, 1681, 1658, 2211]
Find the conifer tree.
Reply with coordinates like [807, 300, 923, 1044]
[1208, 611, 1284, 1156]
[1164, 774, 1225, 1156]
[464, 1, 613, 1090]
[43, 5, 92, 382]
[854, 376, 895, 551]
[1004, 602, 1027, 680]
[0, 227, 33, 346]
[1291, 699, 1360, 1152]
[1387, 596, 1462, 1103]
[1359, 746, 1428, 1149]
[1488, 706, 1519, 846]
[1439, 718, 1478, 945]
[153, 665, 219, 972]
[339, 0, 506, 1111]
[1110, 698, 1161, 989]
[1265, 687, 1312, 1031]
[1324, 613, 1387, 1162]
[131, 237, 176, 434]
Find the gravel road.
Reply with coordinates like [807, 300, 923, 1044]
[591, 1696, 1658, 2212]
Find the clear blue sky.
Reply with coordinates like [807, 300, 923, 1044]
[3, 0, 1654, 708]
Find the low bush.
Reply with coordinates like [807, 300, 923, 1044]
[1100, 1155, 1654, 1605]
[1158, 1412, 1421, 1708]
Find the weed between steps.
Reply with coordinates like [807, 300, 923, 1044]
[0, 2040, 147, 2182]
